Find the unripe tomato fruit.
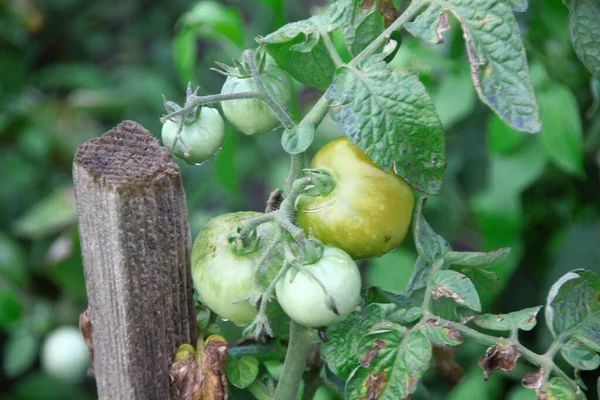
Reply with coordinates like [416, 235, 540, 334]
[161, 107, 224, 164]
[221, 63, 291, 135]
[191, 212, 281, 326]
[275, 246, 361, 328]
[296, 137, 414, 259]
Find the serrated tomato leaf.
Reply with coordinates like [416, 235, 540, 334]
[444, 247, 511, 268]
[322, 304, 386, 381]
[565, 0, 600, 77]
[256, 2, 345, 90]
[346, 328, 432, 400]
[340, 0, 387, 57]
[406, 0, 541, 133]
[327, 59, 446, 194]
[561, 339, 600, 371]
[431, 270, 481, 312]
[412, 197, 451, 263]
[546, 270, 600, 350]
[473, 306, 542, 332]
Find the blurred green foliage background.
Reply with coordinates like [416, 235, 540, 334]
[0, 0, 598, 398]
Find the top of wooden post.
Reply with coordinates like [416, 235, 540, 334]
[74, 120, 179, 188]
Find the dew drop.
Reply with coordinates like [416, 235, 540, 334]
[220, 318, 229, 322]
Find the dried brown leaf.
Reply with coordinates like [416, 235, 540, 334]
[478, 343, 522, 380]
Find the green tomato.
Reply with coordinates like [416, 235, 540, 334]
[221, 63, 291, 135]
[296, 137, 414, 259]
[191, 212, 281, 326]
[275, 246, 361, 328]
[161, 107, 224, 164]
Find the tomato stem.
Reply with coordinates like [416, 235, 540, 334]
[274, 321, 314, 400]
[160, 91, 260, 123]
[242, 49, 296, 131]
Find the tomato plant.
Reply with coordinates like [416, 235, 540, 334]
[275, 245, 361, 328]
[156, 1, 600, 399]
[296, 137, 414, 259]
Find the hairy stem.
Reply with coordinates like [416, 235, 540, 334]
[351, 0, 429, 66]
[160, 91, 259, 122]
[243, 50, 296, 130]
[441, 320, 579, 392]
[318, 27, 344, 68]
[274, 321, 314, 400]
[420, 258, 445, 314]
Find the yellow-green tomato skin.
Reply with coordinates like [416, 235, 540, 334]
[275, 246, 361, 328]
[221, 63, 291, 135]
[296, 137, 414, 259]
[191, 212, 280, 326]
[161, 107, 225, 165]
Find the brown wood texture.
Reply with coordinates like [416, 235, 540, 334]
[73, 121, 197, 399]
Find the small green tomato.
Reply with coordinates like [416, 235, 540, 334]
[275, 246, 361, 328]
[161, 107, 224, 164]
[221, 63, 291, 135]
[192, 212, 282, 326]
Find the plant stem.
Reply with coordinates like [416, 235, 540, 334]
[420, 258, 445, 314]
[247, 379, 274, 400]
[351, 0, 429, 66]
[160, 91, 259, 122]
[274, 321, 314, 400]
[441, 319, 579, 392]
[318, 27, 344, 68]
[243, 50, 296, 130]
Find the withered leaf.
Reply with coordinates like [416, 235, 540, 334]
[170, 336, 229, 400]
[478, 343, 521, 380]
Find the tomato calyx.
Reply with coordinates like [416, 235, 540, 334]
[227, 228, 261, 256]
[211, 47, 268, 79]
[302, 168, 336, 197]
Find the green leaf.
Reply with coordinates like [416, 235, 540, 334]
[322, 304, 386, 381]
[544, 377, 576, 400]
[340, 0, 386, 57]
[406, 0, 541, 133]
[256, 2, 345, 90]
[0, 291, 23, 331]
[566, 0, 600, 77]
[454, 266, 499, 293]
[362, 287, 414, 309]
[431, 270, 481, 312]
[561, 339, 600, 371]
[346, 328, 432, 399]
[412, 197, 451, 262]
[327, 59, 446, 194]
[12, 187, 77, 239]
[473, 306, 542, 332]
[281, 123, 315, 154]
[226, 355, 259, 389]
[444, 247, 511, 268]
[420, 322, 464, 346]
[178, 1, 245, 47]
[3, 331, 38, 378]
[0, 232, 28, 286]
[545, 270, 600, 349]
[172, 29, 197, 86]
[538, 85, 584, 177]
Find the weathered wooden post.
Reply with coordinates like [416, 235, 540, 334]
[73, 120, 197, 399]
